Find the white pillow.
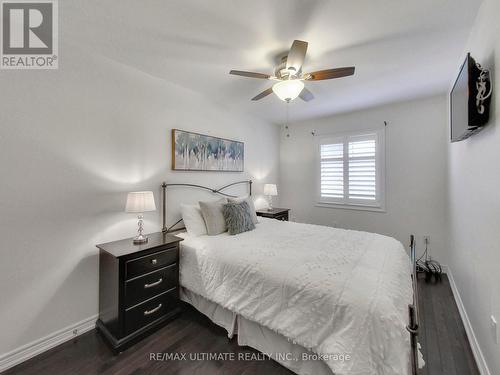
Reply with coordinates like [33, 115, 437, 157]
[228, 196, 258, 224]
[181, 204, 207, 236]
[199, 198, 228, 235]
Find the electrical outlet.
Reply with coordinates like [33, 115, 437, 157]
[491, 316, 498, 344]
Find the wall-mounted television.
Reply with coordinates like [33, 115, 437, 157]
[450, 53, 492, 142]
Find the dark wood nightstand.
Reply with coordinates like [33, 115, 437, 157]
[96, 232, 183, 353]
[256, 208, 290, 221]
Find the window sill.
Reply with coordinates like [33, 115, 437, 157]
[315, 202, 386, 213]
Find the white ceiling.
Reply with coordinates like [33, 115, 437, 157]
[65, 0, 482, 123]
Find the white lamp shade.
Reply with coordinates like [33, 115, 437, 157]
[125, 191, 156, 213]
[263, 184, 278, 196]
[272, 80, 305, 101]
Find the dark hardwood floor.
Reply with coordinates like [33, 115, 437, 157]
[417, 274, 479, 375]
[4, 275, 479, 375]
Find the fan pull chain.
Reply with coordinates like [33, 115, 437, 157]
[285, 102, 290, 138]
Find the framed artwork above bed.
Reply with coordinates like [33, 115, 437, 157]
[172, 129, 244, 172]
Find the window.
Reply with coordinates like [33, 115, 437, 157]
[317, 128, 385, 210]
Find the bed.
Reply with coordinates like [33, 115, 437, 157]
[160, 180, 420, 375]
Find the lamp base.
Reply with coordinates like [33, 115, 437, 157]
[267, 196, 273, 211]
[133, 235, 148, 244]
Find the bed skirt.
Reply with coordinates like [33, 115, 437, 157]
[180, 287, 333, 375]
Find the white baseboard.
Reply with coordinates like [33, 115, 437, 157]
[444, 266, 491, 375]
[0, 314, 98, 373]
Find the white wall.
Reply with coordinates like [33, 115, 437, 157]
[447, 0, 500, 373]
[280, 95, 448, 260]
[0, 45, 279, 357]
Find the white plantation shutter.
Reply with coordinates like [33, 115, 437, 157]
[320, 142, 344, 199]
[318, 129, 385, 209]
[348, 135, 376, 201]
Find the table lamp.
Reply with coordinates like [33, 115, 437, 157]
[125, 191, 156, 244]
[263, 184, 278, 211]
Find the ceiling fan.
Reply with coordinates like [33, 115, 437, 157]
[229, 40, 355, 103]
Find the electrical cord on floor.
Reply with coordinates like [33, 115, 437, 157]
[416, 238, 442, 284]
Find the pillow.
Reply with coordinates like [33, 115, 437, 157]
[199, 198, 228, 235]
[227, 196, 258, 225]
[180, 204, 207, 236]
[222, 201, 256, 235]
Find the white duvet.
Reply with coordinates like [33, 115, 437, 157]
[179, 218, 412, 375]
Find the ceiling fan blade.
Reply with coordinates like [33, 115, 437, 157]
[305, 67, 355, 81]
[229, 70, 270, 79]
[251, 87, 273, 101]
[286, 40, 308, 73]
[299, 87, 314, 102]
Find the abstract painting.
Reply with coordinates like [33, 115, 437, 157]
[172, 129, 244, 172]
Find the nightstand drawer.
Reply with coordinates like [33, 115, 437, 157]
[125, 264, 178, 308]
[124, 287, 179, 335]
[126, 247, 178, 279]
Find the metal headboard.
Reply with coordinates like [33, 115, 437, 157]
[407, 234, 420, 375]
[161, 180, 252, 233]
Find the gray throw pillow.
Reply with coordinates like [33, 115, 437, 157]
[227, 196, 258, 225]
[199, 198, 228, 235]
[222, 201, 256, 235]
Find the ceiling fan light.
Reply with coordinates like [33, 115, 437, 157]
[272, 80, 304, 102]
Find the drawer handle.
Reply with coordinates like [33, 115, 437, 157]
[151, 259, 158, 265]
[144, 303, 162, 316]
[144, 278, 163, 289]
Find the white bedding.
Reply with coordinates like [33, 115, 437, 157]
[179, 218, 412, 375]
